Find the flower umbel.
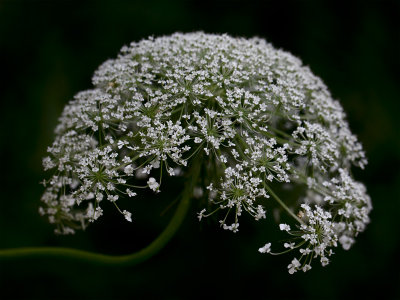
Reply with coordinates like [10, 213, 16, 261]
[40, 32, 371, 273]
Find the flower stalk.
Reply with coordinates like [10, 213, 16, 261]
[0, 160, 202, 265]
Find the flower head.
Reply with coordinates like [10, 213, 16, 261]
[40, 32, 371, 273]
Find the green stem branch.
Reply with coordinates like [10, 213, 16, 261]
[264, 184, 304, 224]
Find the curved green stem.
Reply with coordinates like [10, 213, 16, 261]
[0, 163, 201, 266]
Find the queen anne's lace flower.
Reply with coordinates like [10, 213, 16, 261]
[40, 32, 371, 273]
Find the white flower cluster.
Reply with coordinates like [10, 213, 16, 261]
[40, 32, 371, 273]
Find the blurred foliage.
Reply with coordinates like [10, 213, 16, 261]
[0, 0, 399, 299]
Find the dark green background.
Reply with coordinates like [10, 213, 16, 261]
[1, 0, 399, 299]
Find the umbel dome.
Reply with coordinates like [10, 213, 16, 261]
[40, 32, 371, 273]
